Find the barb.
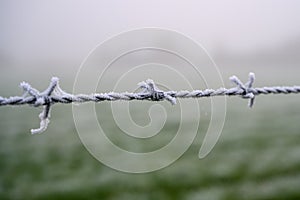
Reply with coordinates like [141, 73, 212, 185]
[0, 72, 300, 134]
[138, 79, 176, 105]
[229, 72, 255, 107]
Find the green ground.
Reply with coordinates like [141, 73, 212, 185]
[1, 88, 300, 200]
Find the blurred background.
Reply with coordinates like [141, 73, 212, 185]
[1, 0, 300, 199]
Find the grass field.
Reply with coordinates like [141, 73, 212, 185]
[1, 67, 300, 200]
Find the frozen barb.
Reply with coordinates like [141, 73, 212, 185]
[0, 73, 300, 134]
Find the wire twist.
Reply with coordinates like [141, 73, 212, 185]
[0, 72, 300, 134]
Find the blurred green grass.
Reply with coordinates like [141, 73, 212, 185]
[1, 73, 300, 200]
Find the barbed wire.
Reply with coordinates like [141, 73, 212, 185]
[1, 72, 300, 134]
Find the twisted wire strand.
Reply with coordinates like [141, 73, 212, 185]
[0, 72, 300, 134]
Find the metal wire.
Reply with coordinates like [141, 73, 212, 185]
[1, 72, 300, 134]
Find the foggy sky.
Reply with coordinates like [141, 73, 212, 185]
[1, 0, 300, 63]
